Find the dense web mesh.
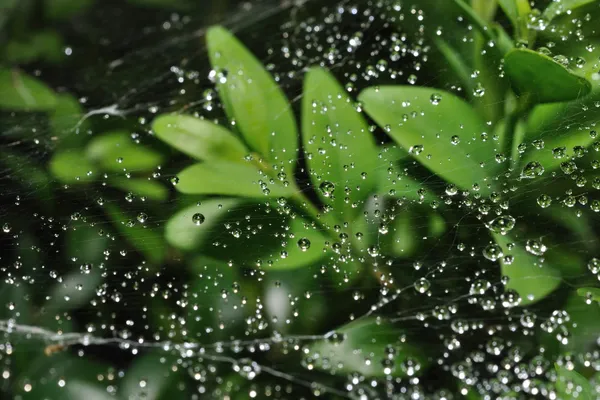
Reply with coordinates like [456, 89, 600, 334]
[1, 0, 600, 399]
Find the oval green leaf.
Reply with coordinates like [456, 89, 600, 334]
[153, 114, 248, 162]
[206, 26, 298, 174]
[175, 160, 294, 198]
[0, 68, 57, 111]
[359, 86, 497, 193]
[49, 150, 98, 184]
[493, 233, 562, 305]
[504, 48, 591, 104]
[109, 177, 169, 201]
[302, 67, 379, 220]
[577, 287, 600, 304]
[86, 130, 163, 173]
[555, 364, 593, 400]
[306, 317, 428, 378]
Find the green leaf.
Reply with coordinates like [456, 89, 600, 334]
[498, 0, 531, 39]
[175, 161, 293, 198]
[206, 26, 298, 174]
[49, 93, 88, 149]
[555, 364, 593, 400]
[109, 177, 169, 201]
[45, 0, 94, 21]
[388, 210, 419, 258]
[104, 203, 166, 264]
[359, 86, 497, 193]
[127, 0, 191, 9]
[49, 150, 98, 184]
[543, 0, 598, 21]
[45, 268, 103, 313]
[302, 67, 379, 219]
[0, 68, 57, 111]
[165, 198, 242, 251]
[120, 352, 176, 399]
[268, 216, 329, 270]
[152, 114, 248, 162]
[577, 287, 600, 304]
[306, 317, 427, 378]
[433, 37, 474, 95]
[504, 48, 592, 104]
[492, 233, 562, 305]
[86, 130, 163, 173]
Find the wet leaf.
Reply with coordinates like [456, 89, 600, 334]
[45, 268, 103, 313]
[307, 317, 428, 378]
[174, 161, 294, 198]
[104, 203, 166, 264]
[49, 150, 98, 184]
[165, 198, 242, 251]
[577, 287, 600, 304]
[543, 0, 598, 21]
[493, 233, 562, 305]
[555, 364, 593, 400]
[0, 68, 57, 111]
[86, 130, 163, 173]
[49, 93, 88, 149]
[504, 48, 591, 104]
[359, 86, 497, 193]
[152, 114, 248, 162]
[267, 216, 328, 270]
[206, 26, 298, 174]
[109, 177, 169, 201]
[302, 67, 378, 219]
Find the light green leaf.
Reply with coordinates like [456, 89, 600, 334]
[49, 150, 98, 184]
[45, 268, 103, 313]
[359, 86, 497, 193]
[64, 381, 114, 400]
[86, 130, 163, 173]
[153, 114, 248, 162]
[543, 0, 597, 21]
[577, 287, 600, 303]
[498, 0, 531, 39]
[504, 48, 591, 104]
[49, 93, 88, 149]
[306, 317, 427, 378]
[302, 67, 379, 219]
[165, 198, 242, 251]
[493, 233, 562, 305]
[0, 68, 57, 111]
[268, 216, 329, 270]
[109, 177, 169, 201]
[206, 26, 298, 174]
[555, 364, 593, 400]
[175, 161, 294, 198]
[104, 203, 166, 264]
[388, 210, 419, 258]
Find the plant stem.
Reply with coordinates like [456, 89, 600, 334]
[502, 94, 532, 170]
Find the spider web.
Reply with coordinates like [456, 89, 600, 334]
[0, 0, 599, 399]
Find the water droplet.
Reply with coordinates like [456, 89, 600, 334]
[487, 215, 516, 235]
[2, 223, 12, 233]
[319, 181, 335, 198]
[192, 213, 205, 226]
[537, 194, 552, 208]
[137, 213, 148, 223]
[430, 93, 442, 105]
[525, 239, 547, 256]
[521, 161, 544, 179]
[483, 244, 504, 261]
[414, 277, 431, 294]
[297, 238, 311, 252]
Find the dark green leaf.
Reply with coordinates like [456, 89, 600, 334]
[153, 114, 248, 162]
[577, 287, 600, 303]
[120, 352, 176, 399]
[45, 0, 94, 21]
[555, 364, 593, 400]
[127, 0, 191, 9]
[109, 177, 169, 201]
[104, 203, 166, 264]
[504, 48, 591, 104]
[175, 161, 294, 198]
[0, 150, 52, 201]
[306, 317, 428, 378]
[66, 221, 110, 264]
[492, 233, 562, 305]
[49, 150, 98, 184]
[302, 67, 379, 219]
[359, 86, 497, 193]
[0, 68, 57, 111]
[86, 130, 163, 173]
[206, 26, 298, 174]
